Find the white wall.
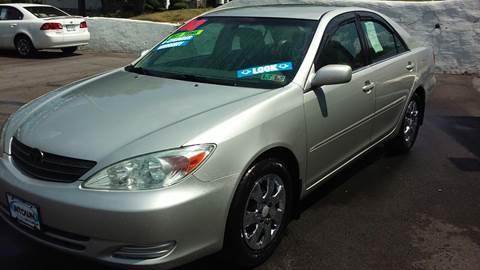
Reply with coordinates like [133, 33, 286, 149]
[85, 17, 177, 53]
[221, 0, 480, 74]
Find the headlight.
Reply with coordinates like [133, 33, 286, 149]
[82, 144, 215, 191]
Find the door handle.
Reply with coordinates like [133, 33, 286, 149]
[362, 81, 375, 94]
[406, 62, 416, 71]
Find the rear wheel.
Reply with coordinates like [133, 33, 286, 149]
[15, 36, 35, 57]
[223, 158, 293, 268]
[386, 92, 423, 154]
[61, 46, 78, 54]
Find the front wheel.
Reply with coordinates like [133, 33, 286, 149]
[61, 46, 78, 54]
[386, 92, 423, 154]
[223, 158, 293, 268]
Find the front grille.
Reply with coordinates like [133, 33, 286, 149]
[10, 137, 96, 183]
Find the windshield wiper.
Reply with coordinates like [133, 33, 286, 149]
[173, 74, 238, 86]
[125, 65, 151, 75]
[124, 68, 239, 87]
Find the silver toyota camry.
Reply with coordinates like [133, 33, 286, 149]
[0, 5, 435, 269]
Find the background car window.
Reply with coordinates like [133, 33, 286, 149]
[361, 20, 398, 62]
[317, 22, 365, 70]
[0, 7, 23, 20]
[24, 6, 68, 18]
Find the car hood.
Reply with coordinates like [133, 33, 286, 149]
[13, 70, 268, 161]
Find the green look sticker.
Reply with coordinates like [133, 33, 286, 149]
[166, 30, 204, 41]
[364, 22, 384, 53]
[261, 74, 286, 82]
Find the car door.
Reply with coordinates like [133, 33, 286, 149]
[0, 6, 24, 49]
[357, 12, 417, 142]
[0, 6, 8, 48]
[303, 13, 375, 188]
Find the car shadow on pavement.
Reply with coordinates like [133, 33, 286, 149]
[299, 145, 386, 213]
[0, 50, 81, 59]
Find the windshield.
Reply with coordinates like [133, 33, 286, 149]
[132, 17, 317, 89]
[25, 6, 69, 18]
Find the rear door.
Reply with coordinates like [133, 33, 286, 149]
[304, 13, 375, 188]
[0, 6, 24, 48]
[357, 12, 417, 141]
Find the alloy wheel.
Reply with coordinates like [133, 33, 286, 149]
[242, 173, 286, 250]
[403, 99, 420, 147]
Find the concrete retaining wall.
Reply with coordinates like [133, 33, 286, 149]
[84, 0, 480, 74]
[85, 17, 177, 54]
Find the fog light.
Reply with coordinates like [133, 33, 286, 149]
[113, 241, 176, 260]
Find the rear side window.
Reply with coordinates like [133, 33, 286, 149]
[361, 20, 401, 62]
[0, 7, 23, 20]
[24, 6, 68, 18]
[317, 22, 366, 70]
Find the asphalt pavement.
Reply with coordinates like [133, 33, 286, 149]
[0, 50, 479, 270]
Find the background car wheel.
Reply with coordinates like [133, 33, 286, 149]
[386, 92, 424, 154]
[223, 158, 293, 268]
[15, 36, 36, 57]
[61, 46, 78, 54]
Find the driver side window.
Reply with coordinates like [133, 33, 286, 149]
[317, 21, 365, 71]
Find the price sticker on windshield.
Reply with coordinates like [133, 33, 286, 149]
[237, 62, 293, 78]
[158, 29, 205, 50]
[165, 30, 204, 42]
[156, 40, 191, 50]
[179, 19, 207, 31]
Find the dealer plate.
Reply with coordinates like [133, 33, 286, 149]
[6, 193, 41, 231]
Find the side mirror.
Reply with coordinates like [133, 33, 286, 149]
[311, 64, 352, 89]
[139, 49, 150, 58]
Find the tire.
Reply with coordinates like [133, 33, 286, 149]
[15, 36, 36, 57]
[223, 158, 293, 268]
[386, 92, 423, 154]
[61, 46, 78, 54]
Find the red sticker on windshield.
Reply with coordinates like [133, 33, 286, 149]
[179, 19, 207, 31]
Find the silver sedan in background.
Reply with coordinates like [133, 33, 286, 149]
[0, 5, 435, 269]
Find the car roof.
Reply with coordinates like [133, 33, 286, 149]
[205, 5, 346, 20]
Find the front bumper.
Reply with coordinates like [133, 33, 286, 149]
[0, 154, 238, 269]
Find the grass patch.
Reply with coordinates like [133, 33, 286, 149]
[131, 8, 212, 23]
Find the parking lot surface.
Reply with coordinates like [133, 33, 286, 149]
[1, 51, 479, 270]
